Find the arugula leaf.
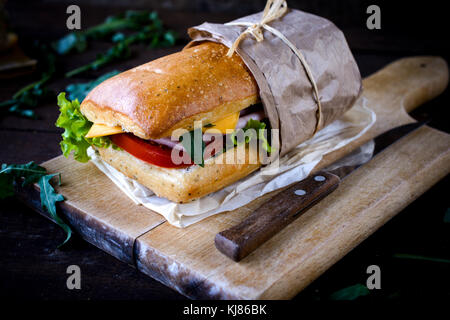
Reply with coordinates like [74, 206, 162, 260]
[52, 32, 87, 55]
[329, 283, 370, 300]
[66, 70, 120, 102]
[56, 93, 114, 162]
[180, 128, 205, 167]
[53, 10, 163, 55]
[38, 174, 70, 247]
[0, 162, 71, 247]
[231, 119, 272, 152]
[162, 30, 177, 47]
[65, 13, 177, 77]
[0, 162, 47, 187]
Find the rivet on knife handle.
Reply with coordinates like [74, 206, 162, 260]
[215, 171, 340, 262]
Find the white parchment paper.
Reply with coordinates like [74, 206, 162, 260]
[88, 97, 375, 228]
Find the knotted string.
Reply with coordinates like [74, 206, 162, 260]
[225, 0, 323, 134]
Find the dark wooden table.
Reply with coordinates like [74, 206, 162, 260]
[1, 1, 449, 301]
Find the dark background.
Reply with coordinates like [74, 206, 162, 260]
[0, 0, 449, 301]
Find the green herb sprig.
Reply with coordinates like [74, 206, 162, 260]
[53, 10, 165, 55]
[65, 16, 176, 78]
[0, 162, 71, 247]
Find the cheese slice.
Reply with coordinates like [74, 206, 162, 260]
[85, 112, 241, 138]
[202, 112, 240, 134]
[85, 123, 123, 138]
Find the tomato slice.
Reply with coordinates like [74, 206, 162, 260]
[110, 133, 192, 169]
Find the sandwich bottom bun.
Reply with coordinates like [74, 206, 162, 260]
[96, 144, 261, 203]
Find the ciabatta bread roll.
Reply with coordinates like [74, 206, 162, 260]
[79, 41, 266, 203]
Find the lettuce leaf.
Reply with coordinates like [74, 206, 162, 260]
[55, 92, 112, 162]
[231, 119, 272, 152]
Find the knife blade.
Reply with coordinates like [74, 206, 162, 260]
[215, 121, 426, 261]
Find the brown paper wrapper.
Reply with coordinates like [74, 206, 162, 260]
[187, 9, 362, 156]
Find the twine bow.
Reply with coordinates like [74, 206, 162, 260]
[226, 0, 323, 134]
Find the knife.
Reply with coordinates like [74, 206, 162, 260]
[215, 121, 426, 261]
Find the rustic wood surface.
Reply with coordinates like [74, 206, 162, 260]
[1, 1, 449, 301]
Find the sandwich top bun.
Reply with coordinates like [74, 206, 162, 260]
[80, 41, 259, 140]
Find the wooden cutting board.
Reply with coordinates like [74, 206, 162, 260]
[18, 56, 450, 299]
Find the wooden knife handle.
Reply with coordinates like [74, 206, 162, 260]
[215, 171, 341, 261]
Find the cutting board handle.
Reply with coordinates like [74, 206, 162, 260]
[363, 56, 448, 114]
